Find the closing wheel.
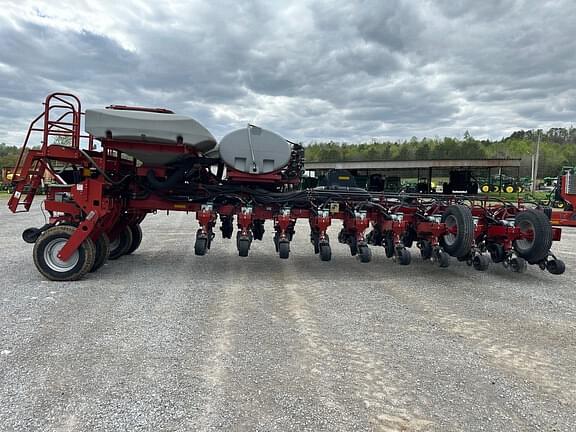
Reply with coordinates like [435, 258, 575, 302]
[313, 233, 329, 254]
[194, 236, 208, 256]
[546, 259, 565, 275]
[125, 224, 143, 255]
[33, 226, 96, 281]
[90, 233, 110, 273]
[238, 238, 251, 257]
[513, 209, 552, 263]
[436, 250, 450, 268]
[440, 205, 474, 258]
[509, 256, 527, 273]
[472, 254, 490, 271]
[397, 248, 411, 265]
[319, 243, 331, 261]
[358, 245, 371, 263]
[278, 241, 290, 259]
[108, 226, 133, 260]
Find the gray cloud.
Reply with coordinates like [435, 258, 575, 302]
[0, 0, 575, 147]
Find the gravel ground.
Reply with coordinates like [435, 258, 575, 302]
[1, 198, 575, 431]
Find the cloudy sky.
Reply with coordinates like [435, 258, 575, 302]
[1, 0, 575, 145]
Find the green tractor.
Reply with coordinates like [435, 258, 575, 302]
[479, 174, 524, 194]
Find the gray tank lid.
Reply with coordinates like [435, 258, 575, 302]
[218, 125, 291, 174]
[85, 108, 216, 152]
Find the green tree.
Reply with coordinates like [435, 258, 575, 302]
[0, 143, 21, 169]
[415, 141, 431, 159]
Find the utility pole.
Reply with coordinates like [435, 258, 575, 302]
[532, 130, 541, 192]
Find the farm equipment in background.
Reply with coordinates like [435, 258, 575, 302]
[478, 174, 525, 194]
[6, 93, 568, 280]
[545, 166, 575, 210]
[1, 168, 15, 192]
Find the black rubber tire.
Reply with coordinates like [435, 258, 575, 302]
[238, 239, 250, 257]
[397, 248, 411, 265]
[108, 226, 133, 260]
[509, 256, 527, 273]
[194, 236, 208, 256]
[33, 226, 96, 281]
[546, 259, 565, 275]
[22, 227, 42, 244]
[90, 233, 110, 273]
[440, 205, 474, 258]
[358, 245, 371, 263]
[125, 224, 142, 255]
[279, 241, 290, 259]
[437, 250, 450, 268]
[319, 243, 331, 261]
[472, 254, 490, 271]
[513, 210, 552, 263]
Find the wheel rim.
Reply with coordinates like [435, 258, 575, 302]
[43, 238, 79, 272]
[443, 214, 458, 246]
[515, 219, 534, 250]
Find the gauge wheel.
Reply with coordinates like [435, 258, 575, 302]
[33, 226, 96, 281]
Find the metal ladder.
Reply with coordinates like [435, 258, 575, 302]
[7, 93, 85, 213]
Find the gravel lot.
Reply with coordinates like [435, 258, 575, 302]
[1, 198, 575, 431]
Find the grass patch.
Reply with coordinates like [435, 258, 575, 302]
[483, 191, 550, 202]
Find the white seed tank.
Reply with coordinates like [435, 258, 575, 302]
[85, 108, 217, 166]
[214, 125, 291, 174]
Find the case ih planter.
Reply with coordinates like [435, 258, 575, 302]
[7, 93, 568, 281]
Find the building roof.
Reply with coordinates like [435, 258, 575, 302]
[304, 158, 521, 170]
